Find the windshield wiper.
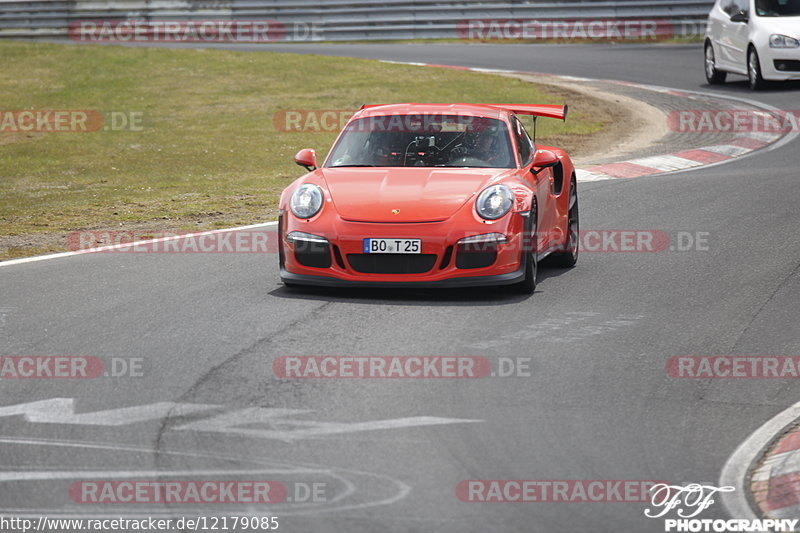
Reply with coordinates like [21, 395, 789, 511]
[329, 164, 377, 168]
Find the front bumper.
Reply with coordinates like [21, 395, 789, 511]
[280, 263, 526, 288]
[279, 210, 530, 288]
[759, 44, 800, 81]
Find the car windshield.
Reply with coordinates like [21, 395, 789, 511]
[755, 0, 800, 16]
[325, 114, 515, 169]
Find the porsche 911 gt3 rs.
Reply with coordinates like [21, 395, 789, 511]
[278, 103, 578, 294]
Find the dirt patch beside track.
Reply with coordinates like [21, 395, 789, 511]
[499, 72, 667, 166]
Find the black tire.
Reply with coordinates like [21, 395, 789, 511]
[511, 206, 537, 294]
[748, 47, 767, 90]
[550, 176, 579, 268]
[705, 42, 727, 84]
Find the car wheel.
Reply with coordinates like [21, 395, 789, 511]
[551, 176, 579, 268]
[748, 47, 766, 90]
[705, 42, 727, 84]
[512, 206, 537, 294]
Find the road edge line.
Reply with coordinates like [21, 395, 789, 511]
[0, 221, 278, 268]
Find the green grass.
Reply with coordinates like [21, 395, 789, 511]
[0, 41, 606, 259]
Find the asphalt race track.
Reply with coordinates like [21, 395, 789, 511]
[1, 43, 799, 532]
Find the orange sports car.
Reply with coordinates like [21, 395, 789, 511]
[278, 103, 578, 294]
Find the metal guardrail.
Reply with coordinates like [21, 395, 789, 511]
[0, 0, 715, 41]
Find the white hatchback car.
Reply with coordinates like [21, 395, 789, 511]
[705, 0, 800, 89]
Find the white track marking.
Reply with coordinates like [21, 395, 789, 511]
[179, 412, 482, 441]
[702, 145, 754, 157]
[627, 154, 703, 172]
[746, 131, 781, 142]
[752, 448, 800, 480]
[466, 67, 513, 74]
[0, 468, 314, 482]
[0, 437, 411, 518]
[772, 451, 800, 480]
[575, 169, 613, 182]
[0, 398, 220, 425]
[0, 397, 481, 440]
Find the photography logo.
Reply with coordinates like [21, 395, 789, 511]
[644, 483, 798, 532]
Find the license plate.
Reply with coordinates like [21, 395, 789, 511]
[363, 238, 421, 254]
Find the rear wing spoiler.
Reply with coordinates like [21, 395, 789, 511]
[358, 103, 568, 121]
[487, 104, 567, 143]
[487, 104, 568, 121]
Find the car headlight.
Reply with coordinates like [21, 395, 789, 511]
[476, 185, 514, 220]
[770, 34, 800, 48]
[290, 184, 323, 219]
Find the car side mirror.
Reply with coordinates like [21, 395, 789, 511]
[531, 149, 559, 175]
[730, 10, 748, 23]
[295, 148, 317, 171]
